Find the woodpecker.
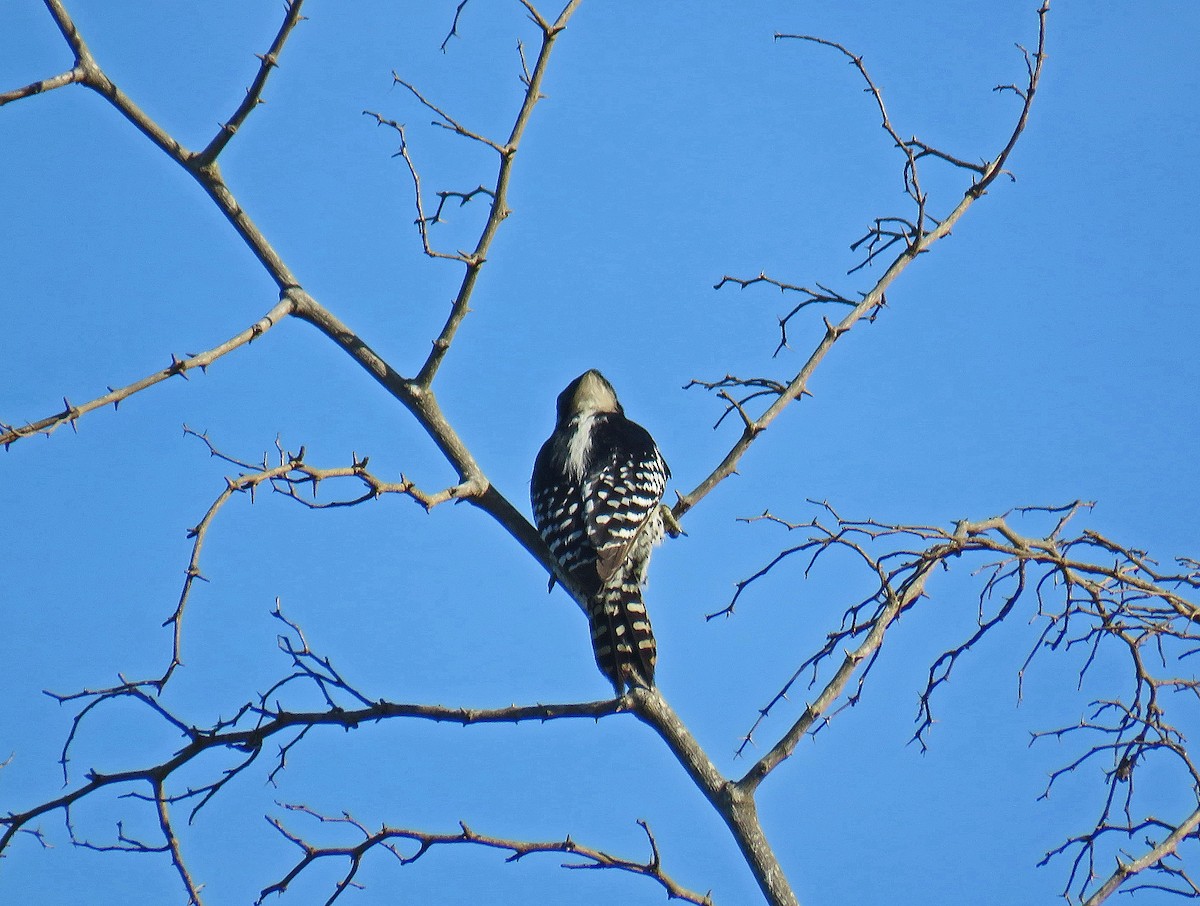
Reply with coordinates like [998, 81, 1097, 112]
[531, 370, 670, 693]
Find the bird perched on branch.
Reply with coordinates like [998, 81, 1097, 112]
[531, 370, 671, 694]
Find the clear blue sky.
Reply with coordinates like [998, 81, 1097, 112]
[2, 2, 1198, 904]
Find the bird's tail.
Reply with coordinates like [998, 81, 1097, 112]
[588, 579, 656, 693]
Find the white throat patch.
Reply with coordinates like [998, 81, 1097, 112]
[565, 412, 597, 481]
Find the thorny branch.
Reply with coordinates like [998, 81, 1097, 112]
[154, 778, 205, 906]
[33, 426, 470, 722]
[179, 428, 472, 687]
[710, 274, 860, 358]
[430, 185, 498, 225]
[380, 0, 585, 390]
[1, 0, 309, 448]
[440, 0, 472, 53]
[682, 375, 793, 432]
[1, 296, 294, 449]
[196, 0, 309, 167]
[2, 0, 577, 607]
[779, 34, 934, 249]
[390, 74, 508, 154]
[261, 805, 714, 906]
[1, 606, 656, 902]
[684, 2, 1048, 516]
[0, 4, 1104, 906]
[362, 111, 472, 263]
[723, 500, 1200, 903]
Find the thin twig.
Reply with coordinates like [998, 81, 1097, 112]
[680, 4, 1049, 522]
[196, 0, 309, 166]
[260, 806, 713, 905]
[2, 295, 294, 450]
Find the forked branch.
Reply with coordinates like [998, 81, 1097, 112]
[682, 2, 1049, 523]
[261, 805, 713, 905]
[723, 500, 1199, 903]
[1, 4, 1080, 906]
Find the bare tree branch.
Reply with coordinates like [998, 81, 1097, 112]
[735, 509, 939, 792]
[631, 688, 798, 906]
[6, 612, 775, 906]
[196, 0, 309, 167]
[720, 499, 1199, 903]
[361, 111, 472, 262]
[440, 0, 473, 53]
[158, 429, 464, 687]
[153, 778, 205, 906]
[1, 5, 1103, 906]
[404, 0, 585, 389]
[260, 805, 713, 905]
[8, 0, 579, 614]
[5, 645, 627, 864]
[390, 74, 508, 154]
[0, 66, 84, 106]
[2, 296, 293, 450]
[709, 274, 858, 358]
[1080, 807, 1200, 905]
[677, 2, 1050, 524]
[775, 33, 931, 238]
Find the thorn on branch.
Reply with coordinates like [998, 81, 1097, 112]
[822, 316, 849, 340]
[440, 0, 471, 54]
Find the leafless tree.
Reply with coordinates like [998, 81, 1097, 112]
[3, 2, 1197, 905]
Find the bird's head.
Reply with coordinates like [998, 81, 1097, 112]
[556, 369, 623, 422]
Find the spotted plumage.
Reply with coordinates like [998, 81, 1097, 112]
[531, 370, 669, 692]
